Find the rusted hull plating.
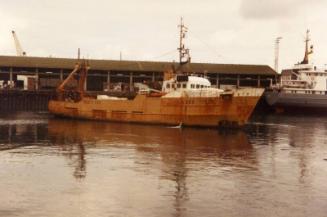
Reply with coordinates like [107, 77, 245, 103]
[48, 94, 261, 127]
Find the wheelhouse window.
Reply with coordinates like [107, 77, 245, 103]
[191, 84, 195, 88]
[182, 83, 187, 88]
[196, 84, 200, 89]
[177, 83, 181, 88]
[166, 83, 170, 88]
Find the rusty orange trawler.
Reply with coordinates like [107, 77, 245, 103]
[48, 20, 264, 127]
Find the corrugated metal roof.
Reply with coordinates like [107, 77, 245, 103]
[0, 55, 277, 75]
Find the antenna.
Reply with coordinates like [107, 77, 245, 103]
[177, 17, 191, 65]
[11, 30, 26, 56]
[274, 37, 282, 73]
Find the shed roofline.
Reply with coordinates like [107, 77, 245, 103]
[0, 55, 277, 75]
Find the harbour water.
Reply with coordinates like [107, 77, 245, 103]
[1, 112, 327, 217]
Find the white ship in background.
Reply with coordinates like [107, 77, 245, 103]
[265, 30, 327, 113]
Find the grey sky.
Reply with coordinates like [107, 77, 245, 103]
[0, 0, 326, 71]
[240, 0, 323, 19]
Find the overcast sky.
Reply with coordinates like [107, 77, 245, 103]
[0, 0, 326, 72]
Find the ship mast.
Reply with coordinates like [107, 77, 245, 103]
[301, 29, 313, 64]
[56, 49, 89, 101]
[178, 17, 191, 65]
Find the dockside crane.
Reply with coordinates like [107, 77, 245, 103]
[11, 30, 26, 56]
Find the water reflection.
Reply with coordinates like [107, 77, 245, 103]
[1, 113, 327, 217]
[46, 118, 254, 216]
[249, 115, 327, 187]
[47, 118, 254, 177]
[0, 118, 48, 150]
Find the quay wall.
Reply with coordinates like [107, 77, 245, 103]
[0, 90, 137, 112]
[0, 90, 56, 111]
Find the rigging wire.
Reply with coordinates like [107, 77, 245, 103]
[187, 31, 229, 61]
[149, 48, 177, 60]
[86, 48, 178, 71]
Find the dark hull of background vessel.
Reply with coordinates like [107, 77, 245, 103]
[265, 90, 327, 114]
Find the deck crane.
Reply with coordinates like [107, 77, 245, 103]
[11, 30, 26, 56]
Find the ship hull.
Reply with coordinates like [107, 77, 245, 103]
[265, 90, 327, 113]
[48, 94, 262, 127]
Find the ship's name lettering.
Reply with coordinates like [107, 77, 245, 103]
[84, 100, 101, 105]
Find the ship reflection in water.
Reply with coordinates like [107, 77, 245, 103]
[1, 113, 327, 217]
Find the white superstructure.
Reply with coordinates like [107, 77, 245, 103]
[162, 75, 223, 98]
[280, 64, 327, 94]
[161, 74, 263, 98]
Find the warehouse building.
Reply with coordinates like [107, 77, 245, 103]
[0, 55, 277, 91]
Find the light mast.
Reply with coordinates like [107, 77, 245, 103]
[274, 37, 282, 73]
